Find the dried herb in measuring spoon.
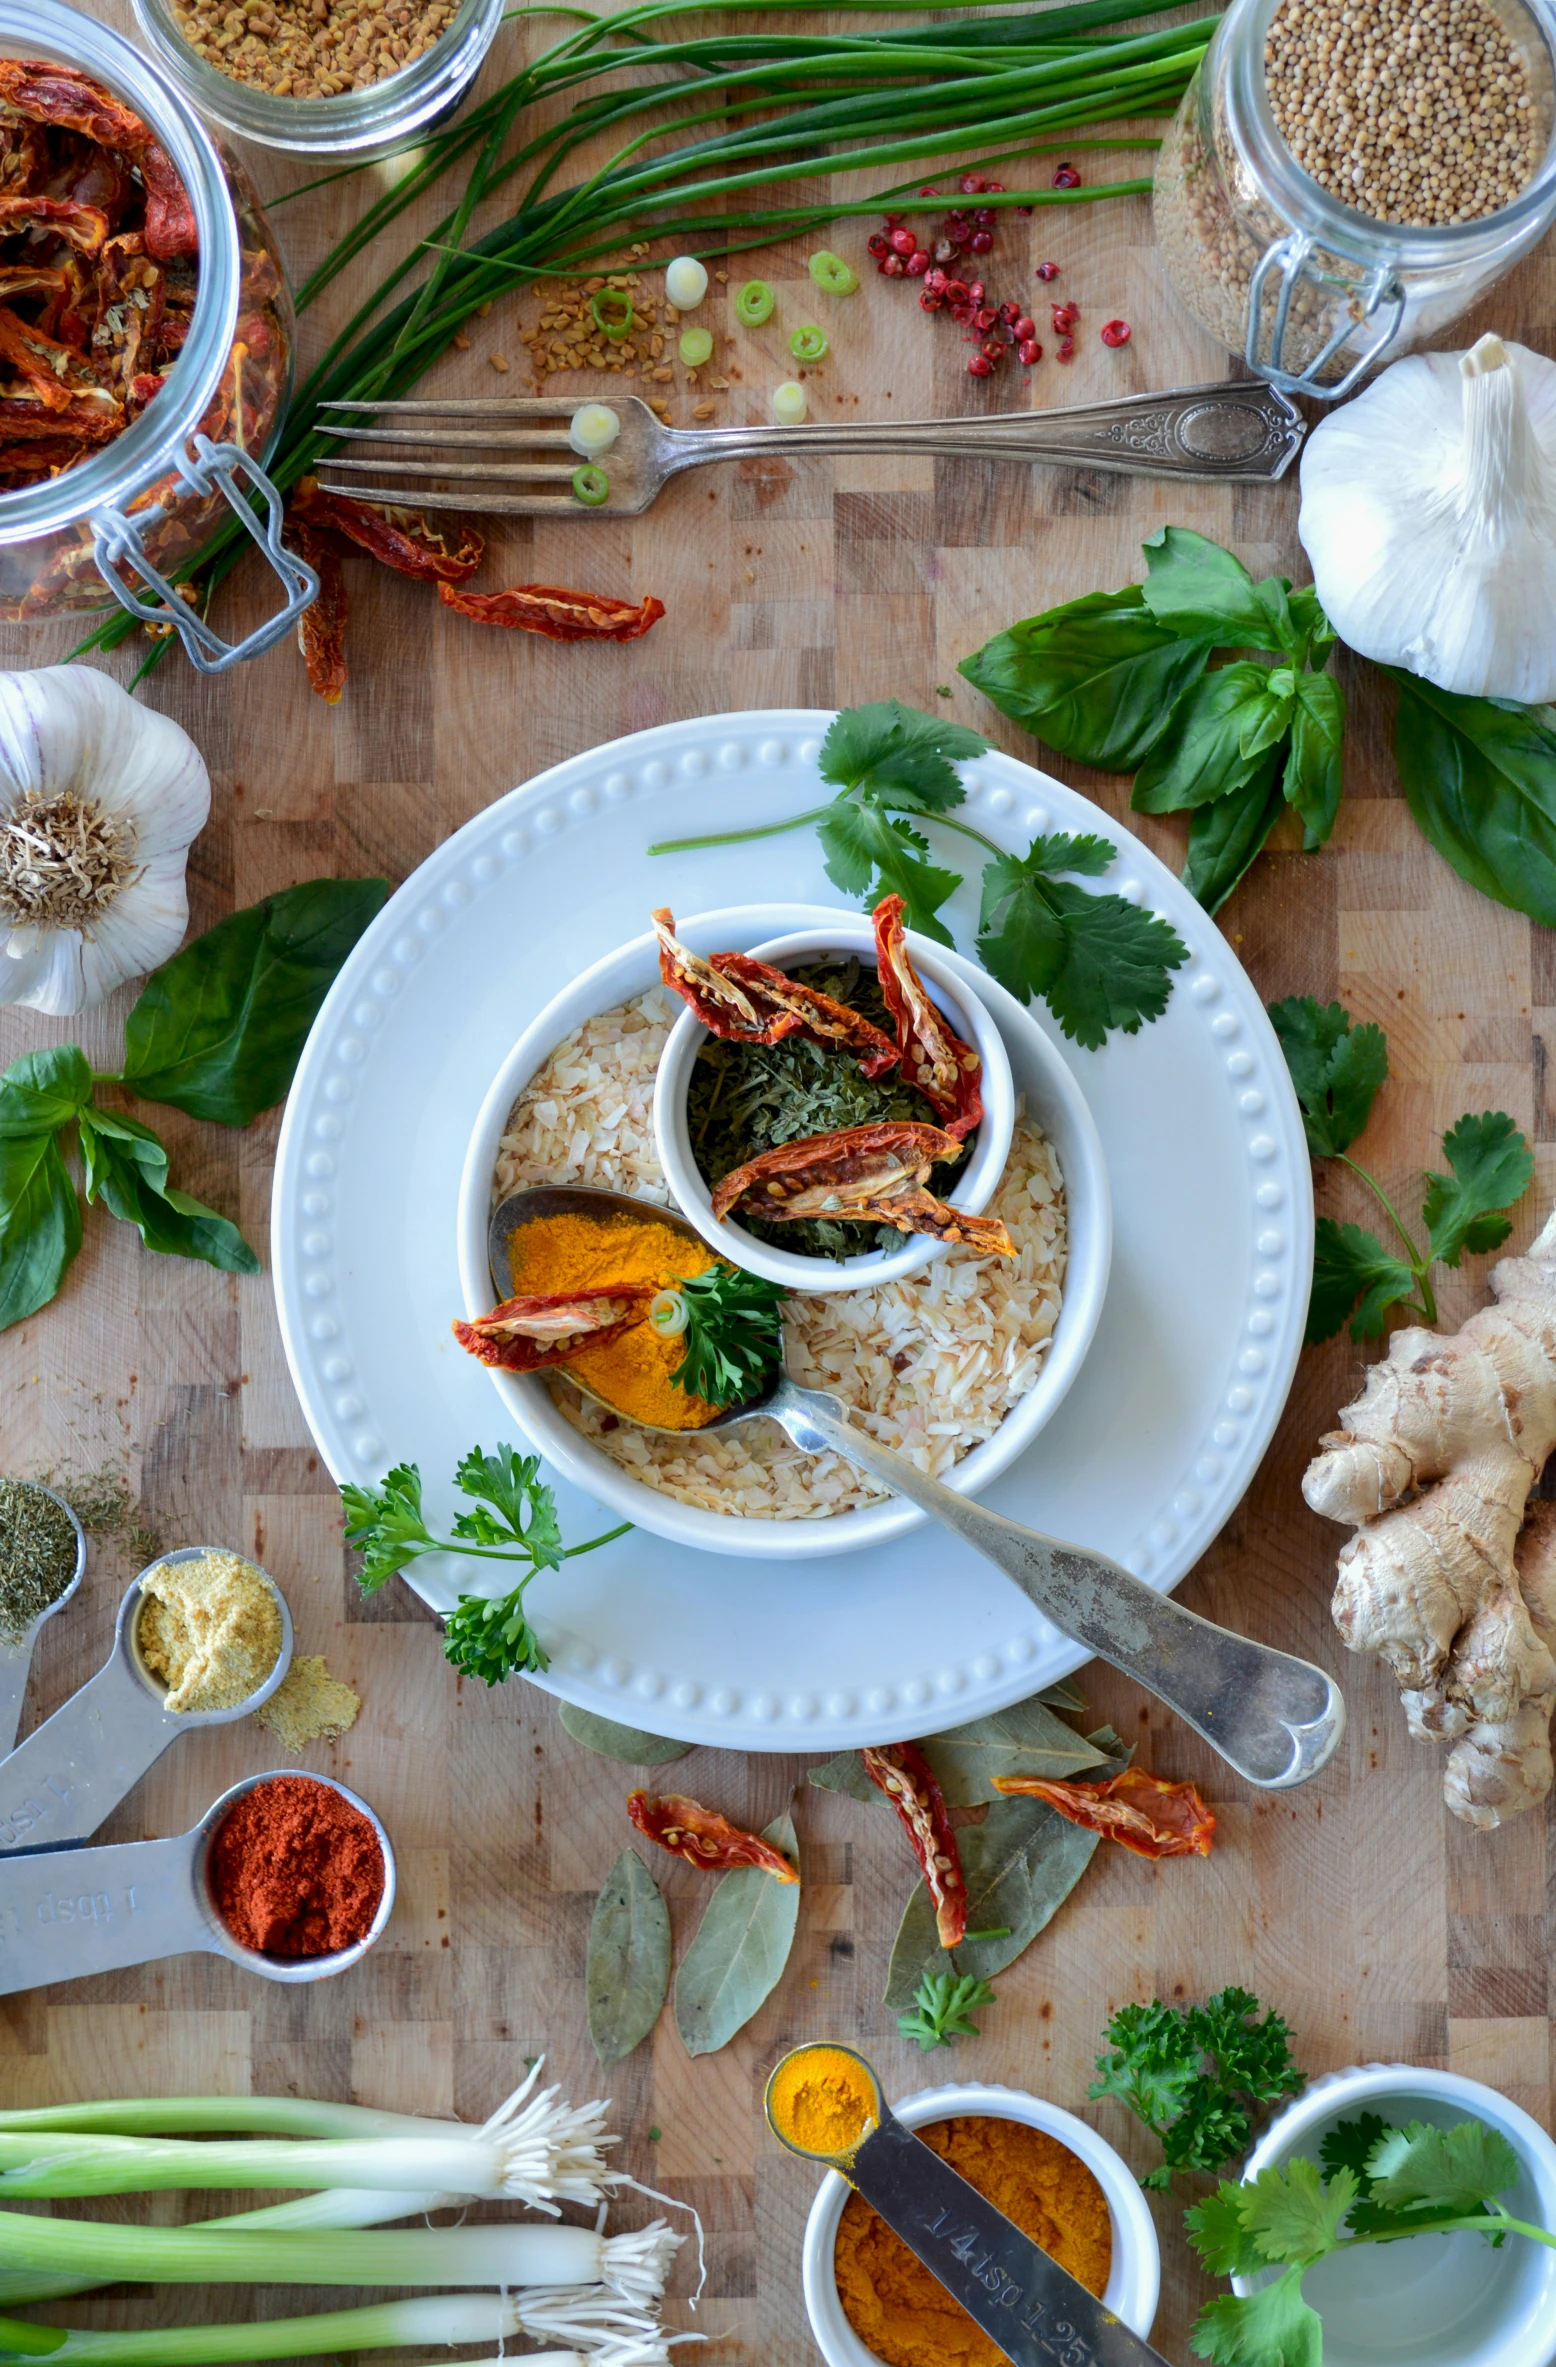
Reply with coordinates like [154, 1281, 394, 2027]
[0, 1479, 78, 1646]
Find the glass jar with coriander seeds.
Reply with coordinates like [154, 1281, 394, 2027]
[1153, 0, 1556, 396]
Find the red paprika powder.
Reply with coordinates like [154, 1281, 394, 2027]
[210, 1775, 385, 1957]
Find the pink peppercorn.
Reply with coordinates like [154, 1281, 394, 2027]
[1057, 335, 1075, 361]
[888, 225, 917, 256]
[1052, 162, 1080, 188]
[1035, 261, 1060, 282]
[960, 172, 986, 194]
[967, 351, 994, 376]
[1013, 314, 1036, 340]
[968, 228, 994, 254]
[1018, 337, 1042, 364]
[1100, 318, 1132, 346]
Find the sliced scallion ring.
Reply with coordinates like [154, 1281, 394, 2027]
[665, 255, 708, 309]
[735, 278, 775, 327]
[772, 380, 808, 425]
[679, 326, 714, 366]
[589, 287, 634, 343]
[789, 324, 828, 363]
[568, 402, 620, 458]
[808, 250, 859, 296]
[571, 463, 610, 506]
[649, 1287, 689, 1337]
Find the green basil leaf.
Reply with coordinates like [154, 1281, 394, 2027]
[120, 877, 389, 1126]
[674, 1812, 801, 2057]
[587, 1848, 672, 2066]
[559, 1704, 692, 1765]
[919, 1693, 1113, 1806]
[1284, 672, 1346, 847]
[1131, 664, 1275, 813]
[883, 1793, 1097, 2008]
[1139, 526, 1277, 648]
[0, 1047, 93, 1140]
[1387, 671, 1556, 926]
[78, 1108, 259, 1274]
[1286, 586, 1337, 666]
[1181, 758, 1286, 915]
[959, 588, 1215, 770]
[0, 1133, 81, 1331]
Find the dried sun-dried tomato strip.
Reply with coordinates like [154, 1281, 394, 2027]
[873, 892, 983, 1140]
[0, 59, 148, 152]
[627, 1791, 799, 1881]
[716, 950, 900, 1074]
[707, 1120, 1012, 1252]
[292, 477, 484, 582]
[290, 518, 347, 706]
[451, 1283, 654, 1375]
[992, 1767, 1216, 1861]
[0, 195, 109, 256]
[862, 1742, 967, 1947]
[0, 309, 115, 415]
[438, 580, 665, 642]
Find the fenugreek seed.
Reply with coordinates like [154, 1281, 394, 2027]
[171, 0, 454, 91]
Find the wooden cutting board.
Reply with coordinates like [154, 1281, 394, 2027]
[0, 7, 1551, 2359]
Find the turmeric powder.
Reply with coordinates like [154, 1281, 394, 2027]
[507, 1207, 720, 1432]
[834, 2115, 1112, 2367]
[768, 2044, 879, 2157]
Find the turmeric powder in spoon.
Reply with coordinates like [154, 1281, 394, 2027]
[509, 1207, 722, 1432]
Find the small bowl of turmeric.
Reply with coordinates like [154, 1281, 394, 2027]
[800, 2078, 1160, 2367]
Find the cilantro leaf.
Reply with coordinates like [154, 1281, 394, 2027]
[1319, 2111, 1389, 2193]
[1243, 2159, 1357, 2265]
[1267, 997, 1389, 1158]
[1308, 1218, 1418, 1344]
[1191, 2268, 1324, 2367]
[1422, 1112, 1533, 1268]
[817, 797, 961, 942]
[818, 699, 985, 812]
[978, 837, 1189, 1051]
[1187, 2185, 1269, 2280]
[1284, 671, 1346, 848]
[1366, 2118, 1521, 2216]
[897, 1970, 997, 2050]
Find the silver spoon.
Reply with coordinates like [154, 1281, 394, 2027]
[0, 1485, 86, 1758]
[489, 1187, 1345, 1789]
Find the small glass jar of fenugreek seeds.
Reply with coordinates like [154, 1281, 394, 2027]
[131, 0, 506, 158]
[1154, 0, 1556, 395]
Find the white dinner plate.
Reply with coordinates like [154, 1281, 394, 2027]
[272, 710, 1311, 1752]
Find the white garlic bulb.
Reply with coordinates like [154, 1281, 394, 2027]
[0, 666, 209, 1016]
[1298, 333, 1556, 703]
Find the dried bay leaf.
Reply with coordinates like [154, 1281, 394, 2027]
[807, 1749, 880, 1805]
[1039, 1676, 1088, 1715]
[587, 1848, 672, 2066]
[674, 1811, 801, 2057]
[882, 1794, 1098, 2009]
[559, 1704, 692, 1765]
[920, 1695, 1112, 1806]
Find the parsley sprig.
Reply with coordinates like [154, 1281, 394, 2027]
[897, 1969, 997, 2050]
[1188, 2114, 1553, 2366]
[648, 699, 1189, 1052]
[665, 1264, 787, 1408]
[341, 1444, 630, 1684]
[1089, 1987, 1304, 2191]
[1270, 996, 1533, 1342]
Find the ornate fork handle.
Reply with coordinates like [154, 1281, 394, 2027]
[658, 379, 1303, 482]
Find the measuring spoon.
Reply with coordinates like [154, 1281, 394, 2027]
[490, 1186, 1345, 1790]
[0, 1769, 394, 1997]
[0, 1486, 85, 1758]
[0, 1549, 293, 1854]
[767, 2043, 1171, 2367]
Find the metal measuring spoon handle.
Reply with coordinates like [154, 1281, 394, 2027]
[763, 1377, 1345, 1790]
[0, 1552, 293, 1853]
[0, 1771, 395, 1997]
[0, 1489, 86, 1759]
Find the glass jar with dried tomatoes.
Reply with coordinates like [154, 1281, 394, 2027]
[0, 1, 314, 670]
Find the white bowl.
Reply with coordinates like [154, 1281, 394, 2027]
[801, 2079, 1160, 2367]
[653, 917, 1015, 1292]
[1238, 2064, 1556, 2367]
[456, 901, 1111, 1562]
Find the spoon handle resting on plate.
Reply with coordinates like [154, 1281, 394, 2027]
[763, 1378, 1345, 1789]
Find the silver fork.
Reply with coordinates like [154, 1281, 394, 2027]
[316, 379, 1304, 517]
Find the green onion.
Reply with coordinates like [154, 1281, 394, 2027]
[735, 278, 776, 325]
[589, 286, 635, 341]
[789, 323, 828, 361]
[808, 249, 859, 294]
[0, 2291, 667, 2364]
[571, 462, 611, 504]
[678, 325, 714, 364]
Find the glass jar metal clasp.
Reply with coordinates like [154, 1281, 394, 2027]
[89, 432, 317, 674]
[1245, 229, 1407, 399]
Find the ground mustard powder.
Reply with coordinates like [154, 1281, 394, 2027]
[137, 1550, 283, 1714]
[835, 2114, 1112, 2367]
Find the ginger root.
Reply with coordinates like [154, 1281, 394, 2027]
[1303, 1206, 1556, 1827]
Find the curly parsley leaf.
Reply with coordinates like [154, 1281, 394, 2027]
[668, 1263, 787, 1408]
[444, 1581, 550, 1683]
[978, 836, 1190, 1051]
[897, 1970, 997, 2050]
[1267, 997, 1389, 1159]
[1089, 1987, 1304, 2188]
[1423, 1112, 1534, 1268]
[341, 1462, 436, 1593]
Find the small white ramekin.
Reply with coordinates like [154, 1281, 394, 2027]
[654, 916, 1015, 1293]
[801, 2080, 1160, 2367]
[1238, 2064, 1556, 2367]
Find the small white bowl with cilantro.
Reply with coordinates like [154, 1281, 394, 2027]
[1211, 2064, 1556, 2367]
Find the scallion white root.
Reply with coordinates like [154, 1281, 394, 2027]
[0, 2211, 680, 2294]
[17, 2287, 685, 2363]
[0, 2065, 615, 2210]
